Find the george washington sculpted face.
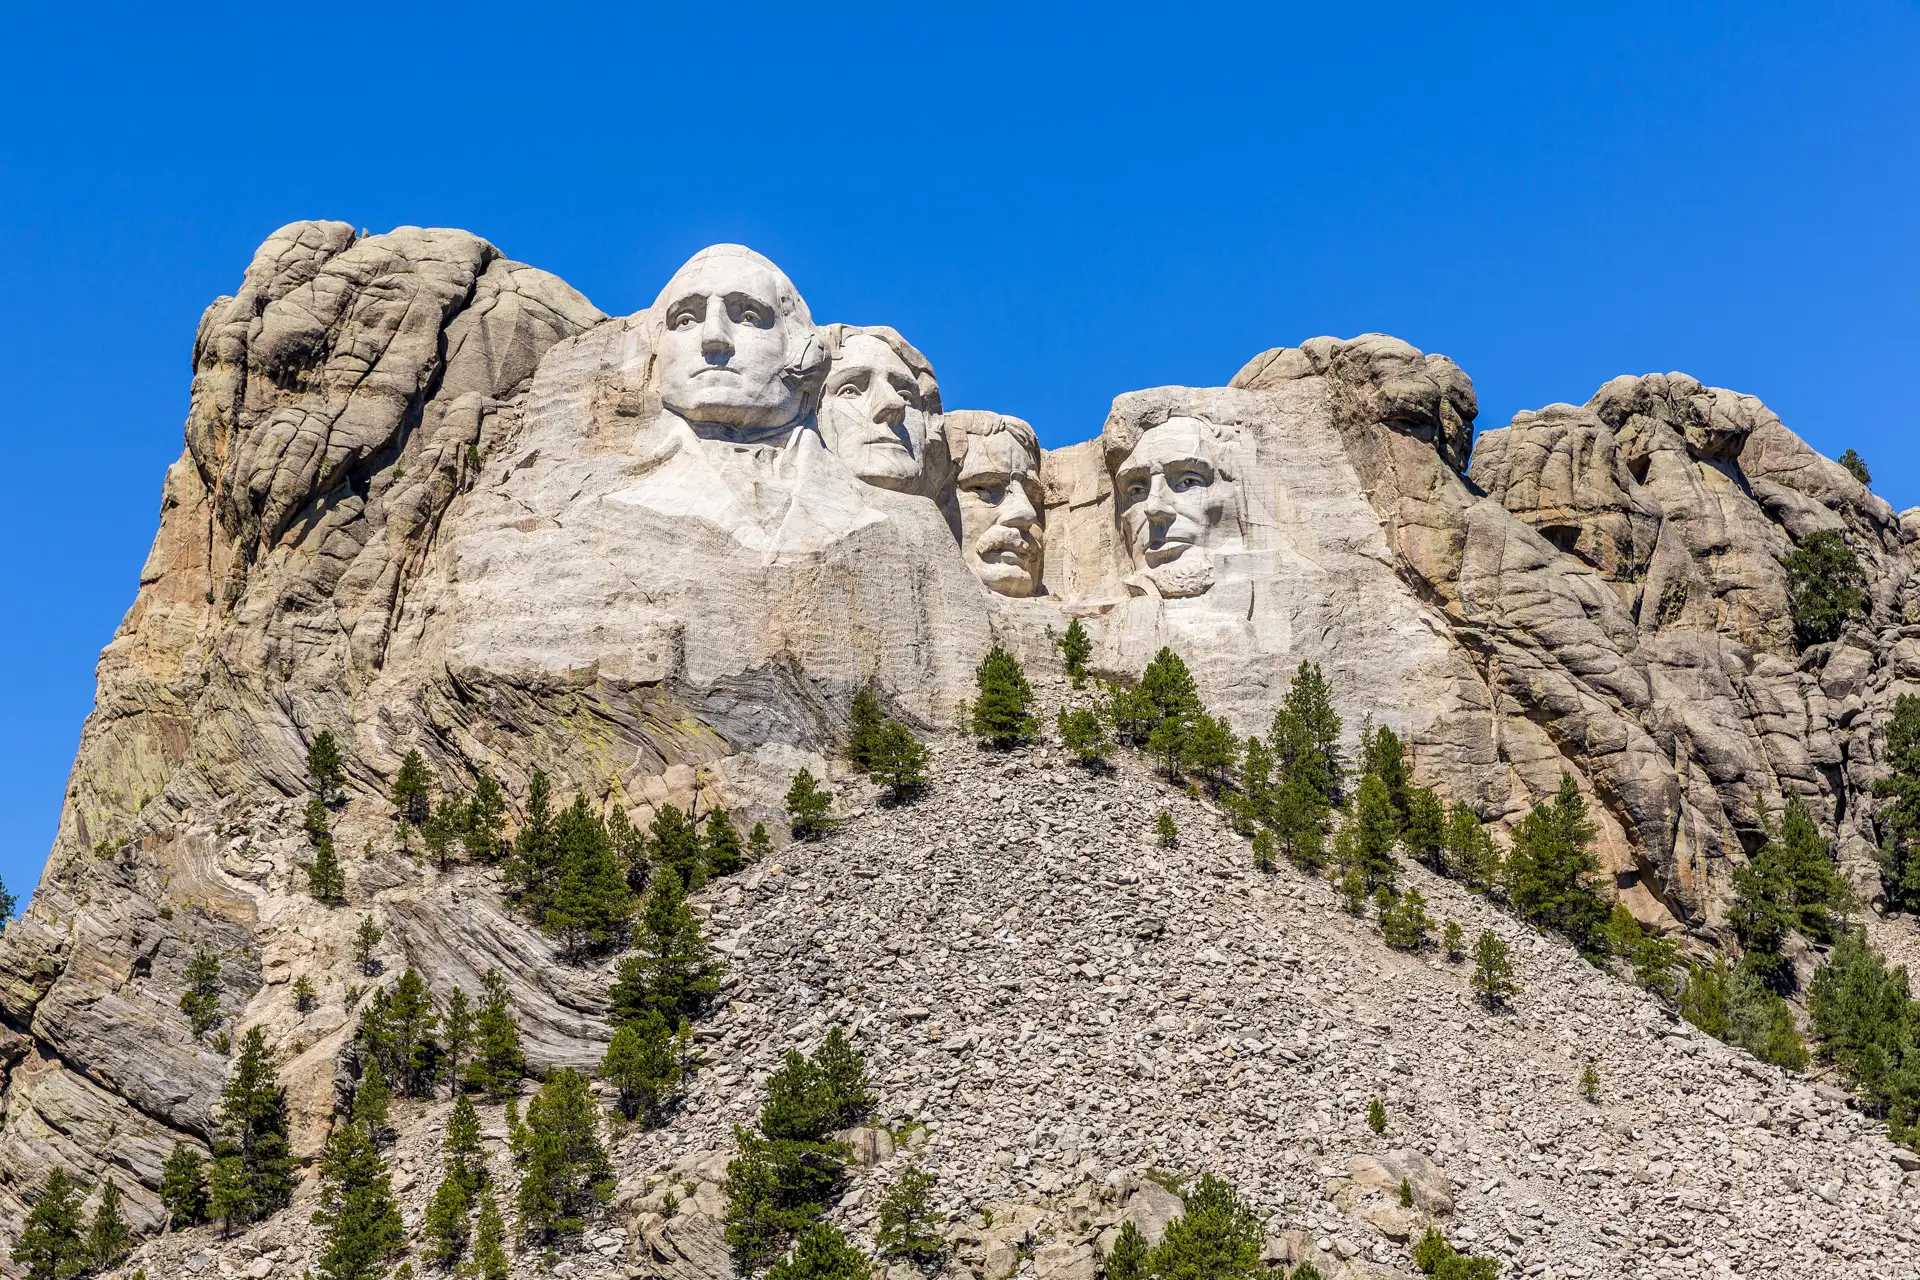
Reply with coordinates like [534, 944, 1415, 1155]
[651, 246, 821, 444]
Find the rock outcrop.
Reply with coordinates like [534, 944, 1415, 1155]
[4, 225, 1918, 1270]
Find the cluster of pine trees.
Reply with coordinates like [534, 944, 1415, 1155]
[9, 1169, 134, 1280]
[155, 1029, 297, 1238]
[845, 690, 930, 804]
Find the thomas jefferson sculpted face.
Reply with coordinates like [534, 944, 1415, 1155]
[651, 245, 822, 443]
[820, 329, 939, 493]
[1115, 415, 1236, 597]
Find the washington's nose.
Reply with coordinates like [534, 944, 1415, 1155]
[699, 305, 734, 355]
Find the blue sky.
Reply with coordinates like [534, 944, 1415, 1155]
[1, 2, 1916, 900]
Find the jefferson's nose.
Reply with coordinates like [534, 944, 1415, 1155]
[870, 380, 907, 424]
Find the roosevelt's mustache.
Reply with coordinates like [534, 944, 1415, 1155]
[975, 526, 1035, 557]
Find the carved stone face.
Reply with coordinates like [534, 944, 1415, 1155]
[1115, 416, 1235, 597]
[820, 334, 933, 491]
[654, 251, 810, 440]
[956, 429, 1044, 597]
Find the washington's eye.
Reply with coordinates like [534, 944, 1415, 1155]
[670, 310, 698, 330]
[836, 382, 864, 397]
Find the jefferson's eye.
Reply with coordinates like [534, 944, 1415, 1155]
[836, 383, 864, 397]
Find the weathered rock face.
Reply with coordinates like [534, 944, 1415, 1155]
[3, 227, 1916, 1251]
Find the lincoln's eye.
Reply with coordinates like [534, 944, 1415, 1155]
[1171, 471, 1205, 492]
[1125, 482, 1147, 500]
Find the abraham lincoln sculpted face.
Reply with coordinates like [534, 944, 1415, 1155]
[651, 245, 824, 444]
[1113, 415, 1239, 597]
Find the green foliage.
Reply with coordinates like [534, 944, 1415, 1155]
[306, 795, 334, 844]
[1838, 448, 1871, 485]
[1677, 956, 1730, 1040]
[444, 1092, 484, 1188]
[1057, 618, 1093, 687]
[1809, 931, 1920, 1137]
[463, 772, 508, 863]
[1442, 803, 1501, 892]
[1784, 528, 1866, 648]
[1380, 887, 1431, 951]
[308, 729, 347, 802]
[1442, 920, 1465, 962]
[1504, 774, 1608, 957]
[602, 1011, 688, 1123]
[647, 802, 704, 891]
[294, 974, 318, 1013]
[180, 946, 223, 1036]
[1337, 866, 1368, 915]
[0, 872, 15, 929]
[1268, 661, 1345, 807]
[88, 1176, 133, 1270]
[390, 749, 433, 826]
[609, 868, 724, 1030]
[1471, 931, 1516, 1008]
[765, 1221, 873, 1280]
[1290, 1265, 1325, 1280]
[868, 721, 930, 804]
[516, 1069, 614, 1245]
[352, 915, 384, 976]
[1878, 694, 1920, 912]
[705, 810, 746, 878]
[160, 1142, 209, 1228]
[1251, 831, 1277, 874]
[1057, 705, 1113, 766]
[11, 1169, 87, 1280]
[1144, 1172, 1262, 1280]
[1155, 810, 1178, 850]
[351, 1059, 392, 1143]
[1268, 766, 1330, 870]
[1185, 713, 1240, 792]
[1403, 787, 1445, 871]
[748, 822, 774, 864]
[1105, 679, 1156, 747]
[422, 796, 465, 872]
[874, 1164, 943, 1265]
[505, 772, 558, 915]
[1148, 713, 1194, 778]
[1139, 647, 1202, 735]
[358, 968, 440, 1097]
[1105, 1220, 1150, 1280]
[785, 770, 834, 841]
[211, 1028, 296, 1229]
[1680, 957, 1810, 1071]
[847, 688, 886, 772]
[1411, 1227, 1499, 1280]
[422, 1167, 472, 1268]
[312, 1119, 404, 1280]
[441, 987, 472, 1089]
[546, 796, 634, 962]
[308, 836, 347, 906]
[971, 645, 1038, 747]
[1735, 795, 1850, 991]
[469, 1192, 511, 1280]
[1358, 721, 1411, 830]
[462, 969, 526, 1099]
[1366, 1096, 1386, 1134]
[1335, 774, 1398, 895]
[1579, 1062, 1600, 1101]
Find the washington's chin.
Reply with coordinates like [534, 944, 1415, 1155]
[662, 391, 804, 434]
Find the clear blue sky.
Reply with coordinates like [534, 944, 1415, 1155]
[2, 3, 1915, 902]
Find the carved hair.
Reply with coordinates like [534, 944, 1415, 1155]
[821, 324, 943, 416]
[1100, 393, 1244, 481]
[944, 410, 1039, 472]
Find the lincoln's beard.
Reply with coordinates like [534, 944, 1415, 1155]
[1141, 551, 1215, 598]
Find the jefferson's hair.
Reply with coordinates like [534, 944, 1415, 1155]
[821, 324, 943, 415]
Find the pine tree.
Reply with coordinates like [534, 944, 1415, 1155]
[444, 1093, 485, 1190]
[1057, 706, 1113, 767]
[812, 1027, 874, 1128]
[352, 916, 384, 977]
[1403, 787, 1446, 871]
[765, 1221, 873, 1280]
[1056, 618, 1093, 687]
[867, 721, 929, 805]
[10, 1169, 87, 1280]
[1185, 713, 1239, 793]
[160, 1143, 209, 1228]
[1146, 1173, 1262, 1279]
[423, 796, 466, 872]
[609, 805, 649, 896]
[1773, 793, 1849, 941]
[294, 974, 318, 1013]
[602, 1011, 687, 1123]
[1138, 647, 1201, 733]
[1839, 448, 1872, 486]
[1359, 721, 1412, 829]
[463, 970, 526, 1099]
[1505, 774, 1608, 956]
[705, 810, 746, 877]
[1269, 766, 1330, 870]
[1147, 713, 1193, 778]
[312, 1119, 404, 1280]
[648, 802, 705, 890]
[1105, 679, 1155, 747]
[505, 771, 558, 917]
[971, 645, 1038, 747]
[1105, 1220, 1150, 1280]
[308, 729, 347, 802]
[1784, 528, 1866, 648]
[86, 1176, 132, 1271]
[422, 1167, 473, 1268]
[609, 869, 723, 1029]
[0, 871, 15, 930]
[723, 1136, 797, 1276]
[1155, 810, 1178, 849]
[1878, 694, 1920, 911]
[211, 1027, 295, 1229]
[516, 1069, 613, 1245]
[786, 770, 834, 841]
[1442, 920, 1465, 962]
[391, 749, 434, 827]
[351, 1058, 392, 1144]
[1268, 661, 1345, 805]
[464, 771, 509, 863]
[546, 796, 633, 962]
[1471, 931, 1516, 1008]
[441, 987, 472, 1090]
[1381, 887, 1431, 950]
[1251, 831, 1277, 874]
[1367, 1097, 1387, 1133]
[1336, 774, 1399, 895]
[180, 946, 223, 1036]
[1443, 803, 1501, 891]
[847, 688, 885, 772]
[469, 1192, 511, 1280]
[747, 822, 774, 863]
[1579, 1062, 1600, 1101]
[359, 968, 441, 1097]
[874, 1164, 942, 1265]
[308, 836, 347, 906]
[306, 795, 334, 844]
